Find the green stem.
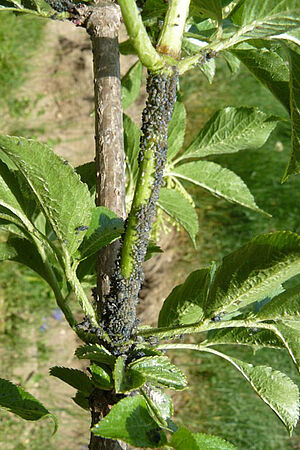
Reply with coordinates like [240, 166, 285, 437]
[120, 72, 178, 279]
[156, 0, 191, 58]
[33, 238, 77, 330]
[117, 0, 164, 72]
[63, 250, 98, 326]
[137, 318, 276, 340]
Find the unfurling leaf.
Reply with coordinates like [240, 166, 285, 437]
[89, 363, 113, 390]
[140, 386, 174, 430]
[113, 356, 145, 393]
[92, 395, 167, 448]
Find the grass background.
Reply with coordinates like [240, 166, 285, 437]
[0, 11, 300, 449]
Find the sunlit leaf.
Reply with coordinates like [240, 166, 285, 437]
[122, 61, 143, 109]
[158, 188, 198, 245]
[170, 426, 236, 449]
[92, 395, 167, 447]
[129, 356, 187, 390]
[0, 378, 57, 432]
[184, 107, 278, 158]
[172, 160, 265, 213]
[205, 231, 300, 317]
[158, 268, 210, 327]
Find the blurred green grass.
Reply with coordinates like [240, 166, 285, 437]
[0, 12, 45, 103]
[175, 58, 300, 448]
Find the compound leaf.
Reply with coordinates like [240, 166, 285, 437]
[49, 367, 93, 395]
[158, 268, 210, 327]
[0, 378, 57, 431]
[205, 231, 300, 317]
[158, 188, 198, 245]
[129, 356, 187, 390]
[0, 136, 93, 255]
[184, 107, 278, 158]
[170, 426, 236, 449]
[172, 160, 265, 213]
[92, 394, 167, 447]
[121, 61, 143, 109]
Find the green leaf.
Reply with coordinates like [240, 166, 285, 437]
[0, 160, 34, 230]
[145, 240, 163, 261]
[0, 236, 52, 284]
[140, 386, 174, 429]
[268, 322, 300, 371]
[230, 0, 300, 41]
[90, 363, 113, 390]
[75, 344, 116, 366]
[158, 268, 210, 327]
[184, 107, 278, 158]
[0, 378, 57, 431]
[258, 284, 300, 321]
[113, 356, 146, 393]
[129, 356, 187, 390]
[282, 46, 300, 181]
[72, 391, 89, 411]
[190, 0, 223, 24]
[222, 50, 241, 74]
[0, 136, 93, 254]
[124, 114, 141, 184]
[77, 207, 124, 260]
[172, 160, 265, 213]
[204, 327, 284, 350]
[158, 188, 198, 245]
[230, 44, 290, 111]
[167, 100, 187, 162]
[170, 426, 236, 449]
[92, 394, 167, 448]
[0, 0, 68, 18]
[121, 61, 143, 109]
[207, 350, 299, 434]
[205, 231, 300, 317]
[49, 367, 93, 395]
[75, 161, 95, 193]
[119, 39, 137, 55]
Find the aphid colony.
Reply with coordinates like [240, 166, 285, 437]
[98, 72, 179, 353]
[45, 0, 75, 13]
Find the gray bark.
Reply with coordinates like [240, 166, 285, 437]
[86, 2, 127, 449]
